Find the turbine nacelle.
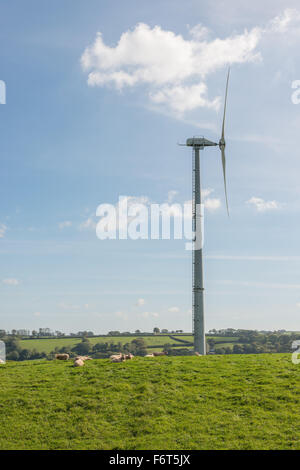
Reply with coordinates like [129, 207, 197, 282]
[186, 137, 218, 148]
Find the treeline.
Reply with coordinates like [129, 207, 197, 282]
[55, 337, 149, 358]
[4, 336, 48, 361]
[1, 336, 151, 361]
[1, 327, 184, 339]
[208, 331, 300, 355]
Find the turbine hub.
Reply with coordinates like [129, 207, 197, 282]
[219, 138, 226, 148]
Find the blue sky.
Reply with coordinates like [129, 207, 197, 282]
[1, 0, 300, 333]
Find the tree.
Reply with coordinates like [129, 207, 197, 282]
[72, 339, 91, 355]
[19, 349, 31, 361]
[162, 343, 173, 354]
[153, 327, 160, 334]
[215, 347, 226, 355]
[5, 336, 21, 354]
[129, 338, 147, 356]
[233, 344, 244, 354]
[7, 350, 19, 361]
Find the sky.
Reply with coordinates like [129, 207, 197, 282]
[1, 0, 300, 334]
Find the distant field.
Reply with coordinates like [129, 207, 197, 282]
[209, 337, 239, 343]
[19, 335, 190, 353]
[19, 335, 237, 353]
[0, 354, 299, 450]
[213, 343, 242, 350]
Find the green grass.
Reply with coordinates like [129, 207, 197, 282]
[20, 337, 81, 353]
[19, 335, 237, 353]
[213, 343, 239, 350]
[0, 354, 299, 450]
[210, 337, 239, 343]
[19, 335, 193, 353]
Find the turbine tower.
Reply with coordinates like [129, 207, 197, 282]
[185, 70, 230, 354]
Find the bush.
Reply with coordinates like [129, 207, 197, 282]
[7, 350, 20, 361]
[72, 339, 91, 355]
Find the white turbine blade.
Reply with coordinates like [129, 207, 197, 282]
[221, 146, 229, 216]
[221, 68, 230, 141]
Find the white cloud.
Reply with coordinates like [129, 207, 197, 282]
[136, 298, 145, 306]
[296, 303, 300, 309]
[79, 217, 97, 231]
[81, 11, 300, 115]
[188, 23, 211, 40]
[201, 189, 213, 199]
[167, 190, 178, 204]
[168, 306, 180, 313]
[2, 278, 20, 286]
[81, 22, 262, 114]
[141, 311, 159, 318]
[0, 224, 7, 238]
[268, 9, 300, 33]
[204, 198, 221, 211]
[247, 197, 281, 212]
[150, 83, 220, 113]
[202, 188, 221, 212]
[34, 312, 41, 317]
[59, 221, 72, 229]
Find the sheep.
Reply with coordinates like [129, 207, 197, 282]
[109, 353, 135, 362]
[109, 353, 122, 360]
[110, 357, 124, 363]
[74, 356, 92, 361]
[110, 353, 126, 363]
[0, 359, 5, 364]
[73, 358, 84, 367]
[144, 354, 154, 357]
[125, 353, 134, 360]
[152, 351, 168, 356]
[55, 353, 69, 361]
[194, 352, 202, 356]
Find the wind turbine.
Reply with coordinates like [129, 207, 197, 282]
[183, 69, 230, 355]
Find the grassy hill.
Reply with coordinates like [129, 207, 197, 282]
[0, 354, 299, 450]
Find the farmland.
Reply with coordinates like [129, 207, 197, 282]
[0, 354, 299, 450]
[19, 334, 236, 353]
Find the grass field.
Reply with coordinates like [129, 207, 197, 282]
[0, 354, 299, 450]
[19, 335, 236, 353]
[19, 335, 182, 353]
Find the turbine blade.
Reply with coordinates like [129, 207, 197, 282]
[221, 146, 229, 216]
[221, 68, 230, 140]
